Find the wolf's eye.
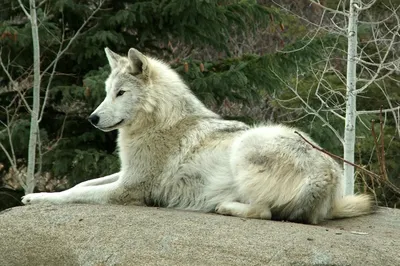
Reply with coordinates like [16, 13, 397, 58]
[116, 90, 125, 97]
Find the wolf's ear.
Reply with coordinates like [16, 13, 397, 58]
[104, 47, 121, 69]
[128, 48, 149, 77]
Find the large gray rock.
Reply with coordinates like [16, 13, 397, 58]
[0, 204, 398, 266]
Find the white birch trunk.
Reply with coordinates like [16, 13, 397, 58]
[26, 0, 41, 194]
[343, 0, 359, 195]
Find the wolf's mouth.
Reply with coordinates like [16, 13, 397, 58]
[99, 119, 125, 131]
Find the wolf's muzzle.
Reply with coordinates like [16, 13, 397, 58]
[88, 114, 100, 125]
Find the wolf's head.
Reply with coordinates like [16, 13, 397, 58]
[88, 48, 160, 132]
[89, 47, 216, 132]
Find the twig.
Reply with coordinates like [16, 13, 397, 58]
[0, 143, 16, 171]
[38, 0, 105, 122]
[308, 1, 348, 17]
[271, 67, 344, 145]
[0, 141, 27, 190]
[379, 106, 387, 180]
[42, 112, 68, 156]
[294, 131, 381, 179]
[17, 0, 31, 19]
[371, 119, 385, 180]
[296, 130, 400, 195]
[0, 50, 32, 113]
[357, 105, 400, 115]
[4, 108, 17, 167]
[277, 8, 326, 54]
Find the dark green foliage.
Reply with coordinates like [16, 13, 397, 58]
[2, 0, 397, 209]
[1, 0, 298, 189]
[175, 34, 333, 106]
[0, 187, 24, 211]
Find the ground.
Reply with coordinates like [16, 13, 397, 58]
[0, 205, 398, 266]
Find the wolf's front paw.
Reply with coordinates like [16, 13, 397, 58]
[215, 203, 232, 216]
[22, 193, 53, 205]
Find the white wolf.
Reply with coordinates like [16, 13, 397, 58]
[22, 48, 373, 224]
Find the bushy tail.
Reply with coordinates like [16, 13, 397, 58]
[331, 194, 375, 219]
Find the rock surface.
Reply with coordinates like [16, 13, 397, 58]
[0, 204, 398, 266]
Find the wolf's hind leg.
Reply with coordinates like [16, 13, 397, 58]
[73, 172, 120, 188]
[215, 202, 271, 219]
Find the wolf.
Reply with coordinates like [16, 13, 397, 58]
[22, 48, 373, 224]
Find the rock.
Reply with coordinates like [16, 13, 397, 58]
[0, 205, 398, 266]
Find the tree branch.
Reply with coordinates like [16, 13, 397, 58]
[0, 49, 33, 113]
[271, 66, 345, 145]
[38, 0, 105, 122]
[357, 106, 400, 115]
[294, 131, 381, 179]
[309, 0, 348, 17]
[18, 0, 31, 20]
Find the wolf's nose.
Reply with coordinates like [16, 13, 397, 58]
[88, 114, 100, 125]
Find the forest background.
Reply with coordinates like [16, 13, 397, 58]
[1, 0, 399, 209]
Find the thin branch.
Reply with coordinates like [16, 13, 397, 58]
[355, 11, 400, 94]
[377, 82, 400, 137]
[358, 0, 378, 11]
[41, 112, 68, 156]
[371, 120, 386, 180]
[309, 0, 348, 17]
[0, 138, 27, 190]
[271, 66, 345, 144]
[311, 40, 346, 121]
[379, 107, 387, 181]
[38, 0, 105, 121]
[277, 8, 326, 54]
[357, 69, 396, 84]
[37, 0, 48, 8]
[17, 0, 31, 19]
[0, 50, 33, 113]
[356, 58, 400, 69]
[294, 131, 380, 179]
[0, 143, 16, 171]
[357, 106, 400, 115]
[40, 0, 105, 79]
[271, 0, 346, 37]
[38, 11, 65, 122]
[4, 109, 17, 167]
[369, 116, 400, 195]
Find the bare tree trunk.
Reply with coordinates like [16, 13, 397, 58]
[343, 0, 359, 195]
[13, 0, 104, 194]
[26, 0, 40, 194]
[274, 0, 399, 196]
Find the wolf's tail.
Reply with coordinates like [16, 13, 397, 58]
[331, 194, 375, 219]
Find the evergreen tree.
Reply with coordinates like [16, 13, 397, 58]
[0, 1, 329, 191]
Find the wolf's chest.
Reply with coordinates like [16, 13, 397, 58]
[118, 131, 196, 178]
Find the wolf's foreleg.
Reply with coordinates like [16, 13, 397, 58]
[22, 181, 123, 205]
[73, 172, 120, 188]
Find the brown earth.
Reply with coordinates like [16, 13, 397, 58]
[0, 204, 398, 266]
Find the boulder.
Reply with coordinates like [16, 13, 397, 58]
[0, 204, 398, 266]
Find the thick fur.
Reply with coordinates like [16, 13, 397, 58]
[22, 48, 374, 224]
